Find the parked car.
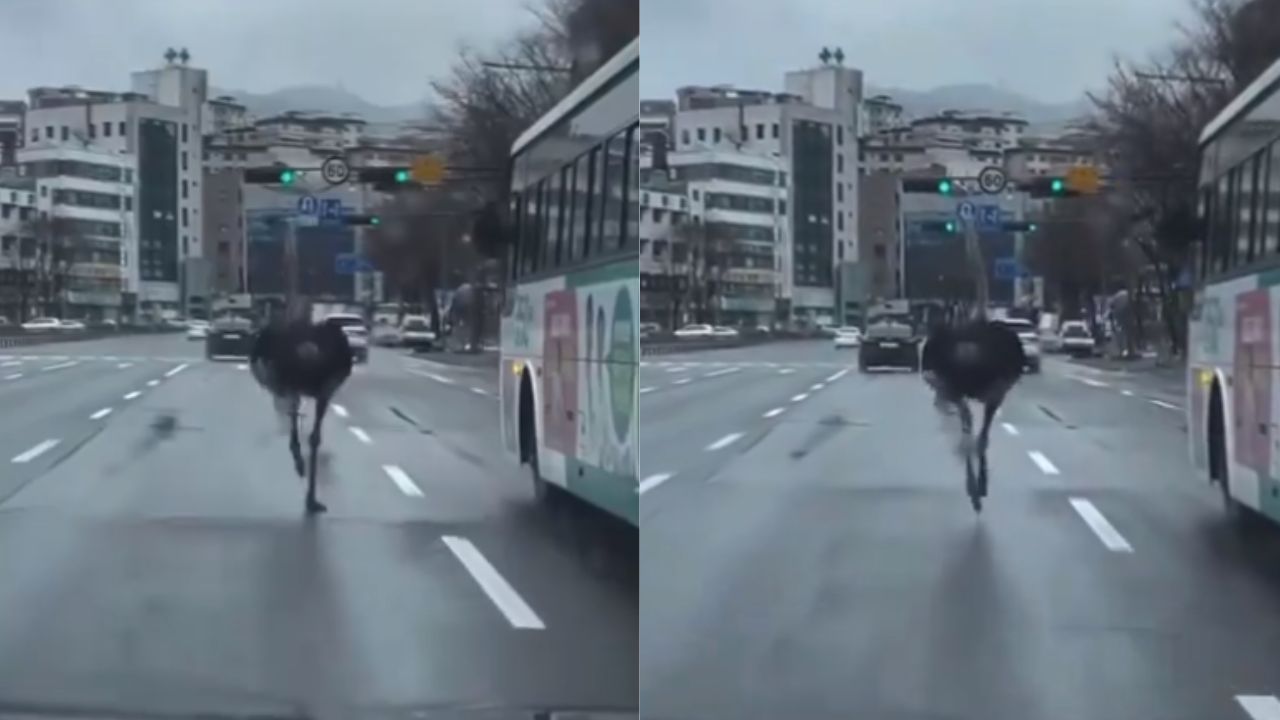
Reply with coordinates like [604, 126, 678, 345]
[711, 326, 739, 338]
[58, 319, 87, 331]
[399, 315, 437, 351]
[674, 324, 715, 339]
[1059, 320, 1096, 357]
[996, 317, 1041, 373]
[833, 326, 862, 349]
[21, 317, 61, 332]
[186, 319, 211, 341]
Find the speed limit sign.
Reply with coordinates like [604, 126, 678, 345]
[321, 156, 350, 186]
[977, 166, 1007, 195]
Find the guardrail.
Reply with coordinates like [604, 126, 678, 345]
[0, 327, 182, 349]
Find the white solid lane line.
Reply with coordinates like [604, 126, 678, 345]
[382, 464, 424, 497]
[12, 439, 59, 464]
[763, 407, 785, 418]
[90, 407, 113, 420]
[1237, 695, 1280, 720]
[1002, 422, 1019, 436]
[825, 369, 849, 382]
[41, 361, 77, 371]
[638, 473, 673, 494]
[1150, 399, 1180, 410]
[442, 535, 545, 630]
[123, 391, 141, 400]
[165, 363, 189, 377]
[1028, 450, 1060, 475]
[706, 432, 744, 451]
[349, 427, 373, 444]
[1069, 498, 1134, 553]
[640, 386, 657, 394]
[332, 404, 349, 418]
[791, 392, 808, 402]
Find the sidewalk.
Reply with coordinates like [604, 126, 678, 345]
[406, 347, 499, 370]
[1066, 354, 1186, 394]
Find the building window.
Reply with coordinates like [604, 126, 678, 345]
[60, 126, 68, 142]
[45, 126, 53, 139]
[181, 124, 188, 144]
[696, 127, 706, 143]
[182, 207, 189, 227]
[837, 154, 844, 173]
[118, 121, 126, 136]
[40, 186, 47, 197]
[103, 122, 112, 137]
[182, 179, 188, 199]
[837, 126, 844, 145]
[772, 123, 779, 138]
[182, 152, 189, 171]
[757, 124, 765, 140]
[681, 129, 690, 145]
[125, 197, 132, 211]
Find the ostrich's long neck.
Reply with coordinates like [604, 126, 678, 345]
[965, 222, 988, 321]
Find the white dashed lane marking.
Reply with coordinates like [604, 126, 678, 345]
[90, 407, 112, 420]
[673, 378, 692, 385]
[442, 535, 545, 630]
[1237, 695, 1280, 720]
[640, 386, 656, 394]
[809, 383, 824, 392]
[12, 439, 59, 464]
[383, 464, 424, 497]
[1069, 497, 1134, 552]
[332, 404, 349, 418]
[637, 473, 673, 494]
[41, 361, 77, 372]
[1149, 399, 1180, 410]
[349, 427, 373, 444]
[146, 380, 160, 387]
[703, 367, 741, 378]
[791, 393, 808, 402]
[123, 391, 141, 400]
[4, 373, 21, 381]
[825, 369, 850, 382]
[706, 432, 744, 451]
[1028, 450, 1060, 475]
[779, 368, 796, 375]
[1002, 422, 1019, 436]
[763, 407, 785, 418]
[165, 363, 189, 377]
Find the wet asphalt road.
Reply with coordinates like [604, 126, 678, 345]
[0, 334, 637, 719]
[639, 340, 1280, 720]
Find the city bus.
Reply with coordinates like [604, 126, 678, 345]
[1187, 53, 1280, 525]
[497, 38, 639, 526]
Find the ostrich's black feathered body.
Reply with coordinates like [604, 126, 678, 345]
[249, 319, 353, 401]
[248, 318, 353, 514]
[923, 320, 1026, 401]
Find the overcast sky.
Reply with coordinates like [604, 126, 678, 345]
[0, 0, 540, 106]
[641, 0, 1196, 104]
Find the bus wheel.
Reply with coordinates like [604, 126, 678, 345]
[519, 371, 551, 505]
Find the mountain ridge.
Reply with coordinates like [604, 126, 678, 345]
[215, 82, 1096, 130]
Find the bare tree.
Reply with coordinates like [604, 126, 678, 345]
[1084, 0, 1280, 355]
[21, 215, 91, 318]
[364, 187, 479, 334]
[1023, 195, 1130, 316]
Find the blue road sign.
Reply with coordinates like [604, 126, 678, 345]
[956, 201, 976, 222]
[994, 257, 1019, 280]
[320, 198, 342, 222]
[335, 253, 374, 275]
[977, 205, 1002, 231]
[297, 195, 318, 215]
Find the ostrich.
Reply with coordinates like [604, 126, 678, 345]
[922, 213, 1027, 511]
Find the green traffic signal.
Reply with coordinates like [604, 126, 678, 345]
[1050, 178, 1064, 194]
[370, 216, 381, 226]
[945, 221, 956, 232]
[280, 169, 296, 185]
[394, 169, 410, 183]
[1029, 223, 1038, 231]
[938, 179, 952, 195]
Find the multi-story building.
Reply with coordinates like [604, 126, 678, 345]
[669, 59, 862, 326]
[638, 175, 690, 327]
[22, 50, 209, 320]
[667, 149, 786, 327]
[0, 175, 38, 320]
[11, 147, 136, 320]
[0, 101, 24, 167]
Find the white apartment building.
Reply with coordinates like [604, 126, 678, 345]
[638, 179, 690, 327]
[22, 54, 209, 318]
[0, 177, 38, 320]
[670, 61, 861, 325]
[11, 147, 136, 320]
[667, 150, 786, 326]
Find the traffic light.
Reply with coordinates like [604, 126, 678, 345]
[1024, 177, 1075, 198]
[901, 178, 958, 194]
[358, 167, 413, 187]
[1003, 221, 1038, 232]
[343, 214, 381, 226]
[244, 166, 298, 185]
[920, 220, 958, 233]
